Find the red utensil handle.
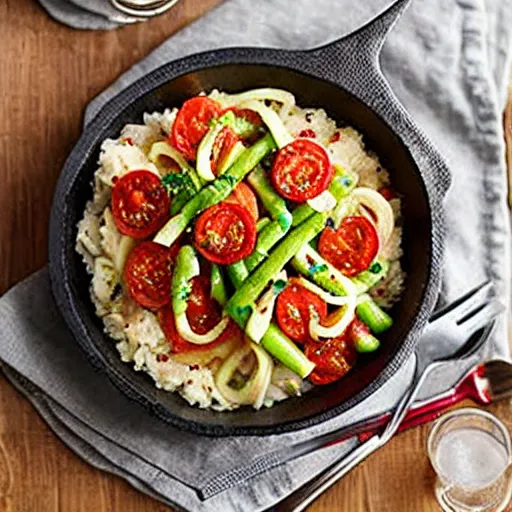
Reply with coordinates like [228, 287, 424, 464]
[356, 389, 464, 442]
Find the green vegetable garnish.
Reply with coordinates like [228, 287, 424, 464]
[369, 262, 382, 274]
[154, 134, 276, 247]
[218, 110, 261, 139]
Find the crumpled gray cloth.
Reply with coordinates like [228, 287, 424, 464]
[3, 1, 512, 511]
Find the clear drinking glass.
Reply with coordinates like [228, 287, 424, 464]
[427, 408, 512, 512]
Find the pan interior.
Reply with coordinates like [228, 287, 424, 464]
[62, 64, 432, 433]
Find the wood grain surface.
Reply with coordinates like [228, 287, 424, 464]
[1, 1, 511, 511]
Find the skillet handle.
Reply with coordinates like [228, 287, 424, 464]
[309, 0, 411, 69]
[304, 0, 452, 199]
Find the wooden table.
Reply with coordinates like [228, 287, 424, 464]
[1, 1, 510, 510]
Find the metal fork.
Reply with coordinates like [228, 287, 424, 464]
[274, 281, 504, 512]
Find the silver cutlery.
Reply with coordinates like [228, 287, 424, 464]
[274, 281, 504, 512]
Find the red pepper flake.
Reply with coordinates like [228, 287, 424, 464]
[189, 364, 200, 371]
[378, 187, 396, 201]
[186, 379, 193, 385]
[299, 129, 316, 138]
[123, 137, 134, 146]
[330, 132, 342, 143]
[157, 354, 169, 362]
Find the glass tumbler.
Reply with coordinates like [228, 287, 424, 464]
[427, 408, 512, 512]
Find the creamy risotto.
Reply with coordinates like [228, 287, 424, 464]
[76, 89, 404, 411]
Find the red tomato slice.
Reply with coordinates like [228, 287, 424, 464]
[304, 335, 357, 385]
[111, 170, 170, 239]
[124, 241, 172, 310]
[170, 96, 222, 161]
[271, 139, 333, 202]
[211, 126, 239, 175]
[194, 202, 256, 265]
[185, 276, 223, 334]
[224, 182, 259, 221]
[318, 216, 379, 277]
[275, 278, 328, 344]
[158, 276, 238, 353]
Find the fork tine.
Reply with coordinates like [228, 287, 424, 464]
[459, 299, 505, 338]
[430, 281, 494, 324]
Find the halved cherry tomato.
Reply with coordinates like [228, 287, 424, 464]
[224, 182, 259, 221]
[158, 275, 240, 352]
[275, 278, 328, 344]
[271, 139, 333, 202]
[211, 126, 239, 175]
[170, 96, 222, 161]
[124, 241, 172, 310]
[111, 170, 170, 239]
[304, 335, 357, 385]
[318, 216, 379, 277]
[194, 202, 256, 265]
[185, 276, 222, 334]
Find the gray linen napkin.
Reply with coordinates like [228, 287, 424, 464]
[2, 1, 512, 511]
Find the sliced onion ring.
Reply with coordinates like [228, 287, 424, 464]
[175, 313, 230, 345]
[308, 294, 357, 341]
[211, 88, 295, 117]
[238, 100, 293, 148]
[296, 277, 352, 306]
[246, 270, 287, 343]
[215, 342, 274, 409]
[351, 187, 394, 246]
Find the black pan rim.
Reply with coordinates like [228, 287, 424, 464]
[49, 46, 443, 437]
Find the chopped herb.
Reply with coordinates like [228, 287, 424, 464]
[236, 304, 252, 323]
[309, 262, 328, 274]
[369, 262, 382, 274]
[161, 172, 194, 196]
[177, 281, 192, 301]
[273, 279, 287, 294]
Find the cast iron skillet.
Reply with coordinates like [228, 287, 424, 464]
[49, 0, 451, 437]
